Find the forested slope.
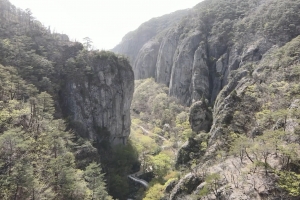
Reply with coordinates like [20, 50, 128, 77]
[114, 0, 300, 199]
[0, 65, 112, 199]
[2, 0, 300, 199]
[0, 0, 136, 199]
[165, 34, 300, 200]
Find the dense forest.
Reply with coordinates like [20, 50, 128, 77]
[0, 0, 133, 199]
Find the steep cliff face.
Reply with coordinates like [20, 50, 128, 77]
[167, 35, 300, 200]
[0, 1, 136, 198]
[113, 0, 300, 199]
[133, 39, 161, 80]
[0, 0, 135, 147]
[114, 0, 300, 108]
[112, 9, 189, 65]
[61, 51, 134, 145]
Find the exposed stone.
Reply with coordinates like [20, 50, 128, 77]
[62, 56, 134, 145]
[133, 39, 161, 79]
[191, 46, 210, 102]
[169, 173, 203, 200]
[111, 0, 300, 198]
[189, 101, 212, 133]
[165, 179, 178, 193]
[176, 138, 201, 168]
[169, 31, 202, 105]
[156, 27, 182, 86]
[112, 9, 189, 65]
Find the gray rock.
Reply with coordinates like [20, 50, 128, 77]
[112, 9, 190, 65]
[169, 173, 203, 200]
[62, 56, 134, 145]
[169, 31, 202, 105]
[176, 137, 204, 168]
[191, 46, 210, 102]
[165, 179, 178, 193]
[156, 27, 182, 86]
[111, 0, 300, 197]
[133, 39, 161, 79]
[189, 101, 212, 133]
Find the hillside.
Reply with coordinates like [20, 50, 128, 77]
[0, 0, 136, 199]
[112, 9, 190, 65]
[114, 0, 300, 199]
[2, 0, 300, 199]
[113, 0, 300, 106]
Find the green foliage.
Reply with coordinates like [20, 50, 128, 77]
[150, 153, 172, 179]
[130, 130, 159, 173]
[131, 78, 193, 148]
[0, 67, 111, 199]
[83, 37, 93, 50]
[132, 78, 188, 127]
[130, 79, 194, 197]
[198, 185, 209, 197]
[100, 143, 139, 199]
[277, 171, 300, 196]
[84, 162, 112, 200]
[2, 0, 300, 198]
[0, 2, 134, 198]
[198, 173, 223, 199]
[230, 134, 254, 163]
[143, 183, 164, 200]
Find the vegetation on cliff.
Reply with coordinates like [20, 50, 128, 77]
[114, 0, 300, 199]
[129, 78, 198, 199]
[0, 65, 112, 199]
[2, 0, 300, 199]
[0, 0, 135, 199]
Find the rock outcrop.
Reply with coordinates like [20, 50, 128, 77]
[113, 0, 300, 107]
[133, 39, 161, 80]
[189, 101, 212, 133]
[113, 0, 300, 199]
[61, 52, 134, 145]
[112, 9, 189, 65]
[168, 35, 300, 200]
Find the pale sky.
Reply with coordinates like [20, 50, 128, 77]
[9, 0, 202, 50]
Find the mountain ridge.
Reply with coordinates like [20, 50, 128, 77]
[113, 0, 300, 199]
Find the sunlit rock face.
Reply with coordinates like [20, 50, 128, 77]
[133, 39, 160, 80]
[112, 0, 298, 107]
[62, 54, 134, 145]
[112, 9, 189, 65]
[155, 27, 180, 87]
[112, 0, 300, 198]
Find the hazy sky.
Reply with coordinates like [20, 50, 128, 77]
[9, 0, 202, 50]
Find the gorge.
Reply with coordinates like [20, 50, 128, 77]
[1, 0, 300, 199]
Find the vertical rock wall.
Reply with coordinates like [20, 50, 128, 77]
[62, 55, 134, 145]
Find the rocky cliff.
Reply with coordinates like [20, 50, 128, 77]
[167, 34, 300, 200]
[113, 0, 300, 107]
[61, 51, 134, 145]
[112, 9, 189, 66]
[113, 0, 300, 199]
[0, 0, 136, 198]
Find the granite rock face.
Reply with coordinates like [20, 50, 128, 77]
[112, 9, 189, 65]
[62, 54, 134, 145]
[112, 0, 300, 198]
[133, 39, 161, 80]
[189, 101, 212, 133]
[168, 31, 202, 105]
[155, 27, 181, 86]
[113, 0, 300, 107]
